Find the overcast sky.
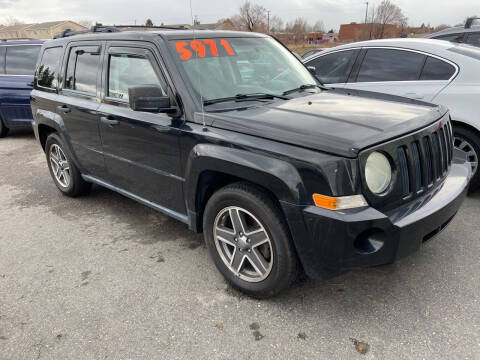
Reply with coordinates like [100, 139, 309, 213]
[0, 0, 477, 30]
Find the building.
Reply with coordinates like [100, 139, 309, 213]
[275, 32, 324, 45]
[0, 21, 87, 39]
[339, 23, 401, 42]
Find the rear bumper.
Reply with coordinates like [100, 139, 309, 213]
[283, 149, 471, 280]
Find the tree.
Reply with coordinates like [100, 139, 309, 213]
[231, 1, 267, 32]
[3, 16, 24, 26]
[286, 17, 308, 44]
[269, 15, 284, 33]
[373, 0, 407, 38]
[312, 20, 325, 33]
[145, 19, 153, 27]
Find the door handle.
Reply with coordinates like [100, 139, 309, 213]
[100, 116, 120, 127]
[57, 105, 71, 113]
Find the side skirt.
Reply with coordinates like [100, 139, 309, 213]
[82, 174, 189, 225]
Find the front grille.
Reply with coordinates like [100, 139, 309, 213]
[359, 115, 453, 211]
[396, 121, 453, 197]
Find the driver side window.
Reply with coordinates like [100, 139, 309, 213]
[108, 53, 165, 101]
[307, 50, 357, 84]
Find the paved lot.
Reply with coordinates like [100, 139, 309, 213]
[0, 132, 479, 360]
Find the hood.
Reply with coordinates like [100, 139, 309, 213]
[201, 89, 447, 158]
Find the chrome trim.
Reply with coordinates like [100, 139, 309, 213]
[81, 174, 189, 224]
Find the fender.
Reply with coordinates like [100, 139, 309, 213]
[184, 144, 307, 227]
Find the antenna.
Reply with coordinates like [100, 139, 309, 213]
[189, 0, 207, 130]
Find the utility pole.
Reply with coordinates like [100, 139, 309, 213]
[267, 10, 270, 33]
[364, 2, 369, 23]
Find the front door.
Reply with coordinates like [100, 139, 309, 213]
[56, 41, 107, 178]
[98, 43, 184, 214]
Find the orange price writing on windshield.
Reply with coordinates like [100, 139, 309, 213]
[175, 39, 236, 60]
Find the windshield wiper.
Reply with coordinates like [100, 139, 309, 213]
[282, 83, 327, 96]
[203, 93, 289, 106]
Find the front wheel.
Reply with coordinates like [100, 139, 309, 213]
[203, 182, 300, 298]
[453, 126, 480, 191]
[45, 133, 91, 197]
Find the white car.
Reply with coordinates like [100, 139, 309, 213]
[304, 38, 480, 190]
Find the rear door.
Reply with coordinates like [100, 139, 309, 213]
[304, 49, 359, 87]
[0, 44, 41, 127]
[344, 48, 456, 101]
[97, 42, 184, 214]
[465, 32, 480, 47]
[56, 41, 107, 178]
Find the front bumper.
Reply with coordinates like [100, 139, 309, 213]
[283, 149, 471, 280]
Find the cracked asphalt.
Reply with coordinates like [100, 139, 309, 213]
[0, 131, 479, 359]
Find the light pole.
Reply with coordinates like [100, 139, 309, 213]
[267, 10, 270, 33]
[364, 2, 369, 23]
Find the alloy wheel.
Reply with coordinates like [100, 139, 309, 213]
[454, 136, 478, 175]
[213, 206, 273, 283]
[49, 144, 71, 188]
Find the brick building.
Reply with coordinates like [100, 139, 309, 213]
[339, 23, 401, 42]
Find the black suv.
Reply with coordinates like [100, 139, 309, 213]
[31, 29, 471, 298]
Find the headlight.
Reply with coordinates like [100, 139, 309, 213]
[365, 152, 392, 194]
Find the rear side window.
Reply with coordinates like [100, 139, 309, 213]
[6, 45, 41, 75]
[420, 57, 456, 80]
[108, 54, 164, 101]
[307, 50, 357, 84]
[357, 49, 425, 82]
[37, 46, 63, 89]
[434, 33, 465, 42]
[64, 46, 100, 94]
[466, 33, 480, 47]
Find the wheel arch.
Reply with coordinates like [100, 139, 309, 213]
[184, 144, 306, 232]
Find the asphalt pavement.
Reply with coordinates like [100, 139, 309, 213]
[0, 131, 479, 359]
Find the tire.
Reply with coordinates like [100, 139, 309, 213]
[453, 126, 480, 191]
[45, 133, 91, 197]
[203, 182, 300, 298]
[0, 117, 9, 138]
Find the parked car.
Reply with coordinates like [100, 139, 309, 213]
[31, 28, 470, 298]
[304, 38, 480, 190]
[0, 39, 43, 137]
[426, 17, 480, 47]
[301, 48, 323, 59]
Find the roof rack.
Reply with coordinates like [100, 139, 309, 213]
[54, 23, 188, 39]
[465, 17, 480, 29]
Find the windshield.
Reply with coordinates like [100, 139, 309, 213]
[169, 37, 318, 103]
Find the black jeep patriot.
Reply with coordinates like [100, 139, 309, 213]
[31, 29, 471, 298]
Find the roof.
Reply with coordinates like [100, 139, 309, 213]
[26, 21, 70, 30]
[0, 24, 33, 31]
[0, 39, 44, 44]
[44, 29, 266, 44]
[318, 38, 457, 51]
[427, 25, 480, 38]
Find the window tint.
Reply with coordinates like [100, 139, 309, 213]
[307, 50, 357, 84]
[108, 54, 164, 101]
[357, 49, 425, 82]
[6, 45, 41, 75]
[37, 47, 63, 89]
[466, 32, 480, 47]
[435, 33, 465, 42]
[64, 47, 99, 94]
[420, 57, 456, 80]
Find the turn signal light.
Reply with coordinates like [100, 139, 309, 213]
[312, 193, 368, 211]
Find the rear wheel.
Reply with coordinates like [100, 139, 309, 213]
[45, 133, 91, 197]
[203, 182, 300, 298]
[0, 117, 9, 138]
[453, 126, 480, 191]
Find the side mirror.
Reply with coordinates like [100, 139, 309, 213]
[307, 66, 316, 75]
[128, 85, 175, 113]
